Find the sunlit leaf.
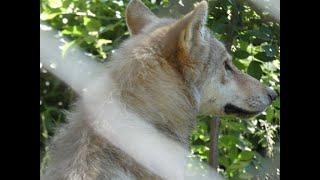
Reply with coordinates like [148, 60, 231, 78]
[40, 12, 60, 20]
[48, 0, 62, 8]
[96, 39, 112, 48]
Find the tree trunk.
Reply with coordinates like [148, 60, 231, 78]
[208, 117, 221, 170]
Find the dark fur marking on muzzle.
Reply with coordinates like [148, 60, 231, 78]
[224, 103, 259, 118]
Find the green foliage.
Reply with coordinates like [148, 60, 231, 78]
[40, 0, 280, 179]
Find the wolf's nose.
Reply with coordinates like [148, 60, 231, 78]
[267, 88, 278, 102]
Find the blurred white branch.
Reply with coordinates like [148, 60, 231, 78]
[40, 23, 105, 94]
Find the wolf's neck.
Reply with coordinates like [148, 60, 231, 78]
[121, 89, 198, 146]
[111, 64, 199, 147]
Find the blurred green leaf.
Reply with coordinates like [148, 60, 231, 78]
[233, 59, 247, 70]
[84, 17, 101, 31]
[233, 50, 250, 59]
[228, 161, 250, 171]
[254, 52, 274, 62]
[247, 61, 263, 80]
[238, 151, 254, 161]
[220, 135, 239, 147]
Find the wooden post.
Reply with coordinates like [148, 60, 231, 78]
[208, 117, 220, 170]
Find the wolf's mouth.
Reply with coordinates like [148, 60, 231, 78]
[224, 104, 260, 118]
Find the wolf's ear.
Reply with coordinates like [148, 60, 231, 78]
[126, 0, 157, 35]
[175, 1, 208, 52]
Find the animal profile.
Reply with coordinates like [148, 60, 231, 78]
[41, 0, 277, 179]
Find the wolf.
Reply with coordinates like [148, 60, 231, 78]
[41, 0, 277, 179]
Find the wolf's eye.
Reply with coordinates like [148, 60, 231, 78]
[224, 61, 233, 72]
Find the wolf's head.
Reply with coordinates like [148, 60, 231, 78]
[123, 0, 277, 119]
